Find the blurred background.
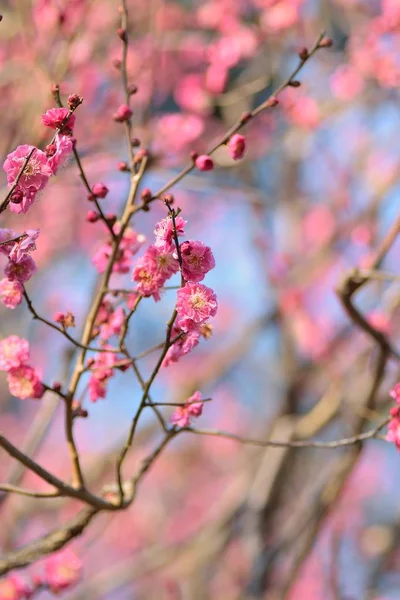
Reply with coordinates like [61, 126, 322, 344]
[0, 0, 400, 598]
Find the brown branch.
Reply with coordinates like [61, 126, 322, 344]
[0, 507, 98, 575]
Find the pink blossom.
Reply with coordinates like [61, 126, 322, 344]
[132, 251, 166, 301]
[162, 326, 201, 367]
[113, 104, 132, 122]
[154, 216, 186, 252]
[47, 134, 73, 174]
[3, 145, 52, 195]
[42, 107, 76, 132]
[0, 278, 23, 309]
[88, 350, 119, 402]
[171, 391, 204, 427]
[93, 227, 145, 274]
[176, 283, 218, 331]
[195, 155, 214, 171]
[0, 335, 30, 370]
[5, 256, 37, 283]
[179, 240, 215, 282]
[330, 65, 364, 101]
[7, 365, 44, 400]
[148, 245, 179, 279]
[44, 549, 82, 593]
[100, 307, 125, 340]
[0, 573, 30, 600]
[228, 134, 246, 160]
[390, 383, 400, 404]
[8, 229, 39, 263]
[386, 408, 400, 450]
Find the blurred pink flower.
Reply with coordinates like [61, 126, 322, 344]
[0, 573, 30, 600]
[44, 549, 82, 593]
[8, 229, 39, 263]
[5, 256, 37, 283]
[171, 391, 204, 427]
[330, 65, 364, 101]
[7, 365, 44, 400]
[0, 335, 30, 371]
[162, 326, 201, 367]
[0, 278, 23, 309]
[47, 134, 73, 175]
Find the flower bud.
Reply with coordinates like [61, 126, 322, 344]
[117, 27, 127, 41]
[228, 134, 246, 161]
[92, 183, 109, 198]
[131, 137, 141, 147]
[319, 37, 333, 48]
[240, 111, 252, 124]
[68, 94, 82, 110]
[190, 151, 199, 162]
[128, 84, 138, 95]
[298, 47, 309, 61]
[265, 95, 279, 108]
[53, 312, 65, 323]
[161, 193, 174, 205]
[195, 155, 214, 172]
[288, 80, 301, 87]
[117, 161, 130, 172]
[113, 104, 132, 122]
[105, 213, 117, 227]
[112, 58, 122, 70]
[45, 143, 57, 157]
[140, 188, 152, 202]
[10, 188, 24, 204]
[86, 210, 99, 223]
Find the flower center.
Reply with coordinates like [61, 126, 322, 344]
[190, 292, 205, 309]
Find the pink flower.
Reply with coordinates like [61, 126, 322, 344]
[170, 406, 191, 428]
[0, 336, 30, 371]
[0, 278, 23, 309]
[176, 283, 218, 331]
[92, 226, 145, 274]
[100, 307, 125, 340]
[5, 256, 37, 283]
[162, 326, 200, 367]
[390, 383, 400, 404]
[132, 251, 165, 302]
[195, 155, 214, 171]
[42, 107, 76, 132]
[228, 134, 246, 160]
[147, 245, 179, 279]
[7, 365, 44, 399]
[47, 134, 73, 174]
[0, 573, 30, 600]
[44, 549, 82, 593]
[0, 228, 17, 256]
[8, 229, 39, 263]
[92, 182, 109, 198]
[88, 351, 120, 402]
[3, 145, 52, 214]
[113, 104, 133, 122]
[179, 240, 215, 282]
[171, 391, 204, 427]
[330, 65, 364, 101]
[386, 409, 400, 450]
[154, 216, 186, 252]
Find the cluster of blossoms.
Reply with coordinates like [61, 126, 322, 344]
[3, 107, 75, 214]
[0, 335, 43, 400]
[0, 549, 82, 599]
[386, 383, 400, 449]
[87, 349, 126, 402]
[92, 224, 146, 274]
[0, 228, 39, 309]
[131, 214, 217, 367]
[171, 391, 205, 428]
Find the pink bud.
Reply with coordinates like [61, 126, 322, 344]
[117, 161, 129, 172]
[86, 210, 99, 223]
[112, 58, 122, 70]
[105, 213, 117, 226]
[54, 312, 65, 323]
[195, 155, 214, 172]
[10, 188, 23, 204]
[228, 134, 246, 161]
[68, 94, 82, 110]
[117, 27, 127, 41]
[45, 143, 57, 157]
[53, 382, 62, 392]
[265, 96, 279, 108]
[113, 104, 133, 122]
[92, 183, 109, 198]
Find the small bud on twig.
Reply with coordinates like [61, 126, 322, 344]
[319, 37, 333, 48]
[265, 96, 279, 108]
[117, 161, 130, 172]
[240, 111, 252, 125]
[141, 188, 152, 203]
[288, 80, 301, 87]
[117, 28, 127, 41]
[298, 47, 309, 61]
